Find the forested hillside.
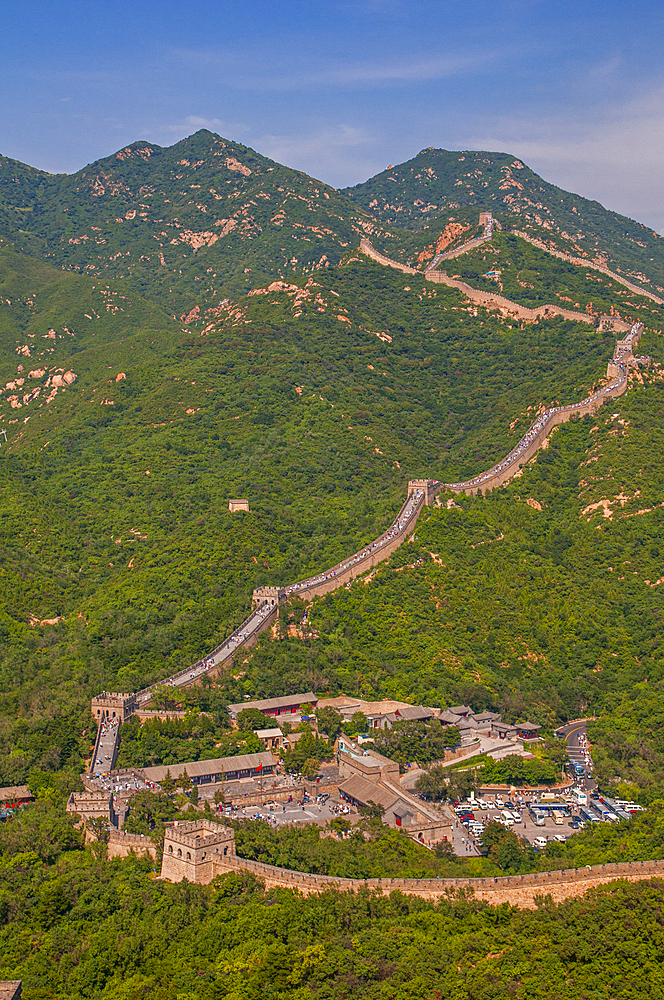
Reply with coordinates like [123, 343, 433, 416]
[0, 131, 379, 310]
[230, 365, 664, 803]
[1, 847, 664, 999]
[0, 132, 664, 968]
[1, 245, 633, 786]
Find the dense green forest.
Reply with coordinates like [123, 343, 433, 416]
[1, 825, 664, 998]
[443, 231, 663, 322]
[0, 242, 637, 787]
[3, 781, 664, 994]
[3, 128, 664, 997]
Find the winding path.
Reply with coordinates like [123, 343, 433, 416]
[125, 235, 646, 705]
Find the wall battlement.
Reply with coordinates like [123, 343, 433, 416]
[158, 821, 664, 910]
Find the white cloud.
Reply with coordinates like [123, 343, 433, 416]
[172, 44, 510, 91]
[158, 115, 250, 139]
[460, 84, 664, 232]
[257, 124, 378, 186]
[185, 115, 225, 129]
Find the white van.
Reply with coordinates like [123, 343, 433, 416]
[533, 836, 548, 850]
[501, 809, 514, 823]
[511, 811, 522, 824]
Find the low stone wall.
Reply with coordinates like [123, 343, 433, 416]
[134, 709, 188, 722]
[359, 238, 417, 274]
[107, 830, 157, 860]
[224, 782, 339, 808]
[211, 853, 664, 909]
[443, 740, 481, 763]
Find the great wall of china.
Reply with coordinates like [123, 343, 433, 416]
[154, 818, 664, 910]
[90, 223, 648, 716]
[91, 226, 663, 905]
[214, 852, 664, 909]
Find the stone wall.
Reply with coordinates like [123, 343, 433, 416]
[444, 380, 627, 495]
[107, 830, 157, 860]
[359, 238, 626, 331]
[223, 782, 338, 808]
[512, 230, 664, 305]
[424, 269, 595, 325]
[209, 853, 664, 910]
[442, 740, 481, 763]
[134, 709, 188, 723]
[288, 510, 424, 603]
[359, 238, 417, 274]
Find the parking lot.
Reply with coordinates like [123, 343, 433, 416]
[453, 796, 587, 852]
[214, 792, 357, 828]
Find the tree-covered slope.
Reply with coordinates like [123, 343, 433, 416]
[0, 249, 628, 772]
[226, 362, 664, 801]
[343, 147, 664, 293]
[2, 845, 664, 999]
[438, 231, 664, 324]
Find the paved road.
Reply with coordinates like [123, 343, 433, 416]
[556, 720, 597, 794]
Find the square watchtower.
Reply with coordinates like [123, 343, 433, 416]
[161, 819, 236, 884]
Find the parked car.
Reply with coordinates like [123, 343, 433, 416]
[533, 836, 548, 850]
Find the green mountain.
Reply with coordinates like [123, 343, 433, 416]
[0, 130, 379, 313]
[343, 147, 664, 293]
[4, 131, 664, 1000]
[3, 132, 664, 313]
[0, 130, 663, 805]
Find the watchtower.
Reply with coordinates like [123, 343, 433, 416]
[408, 479, 437, 506]
[90, 691, 137, 723]
[0, 983, 22, 1000]
[252, 585, 285, 608]
[228, 499, 250, 512]
[161, 819, 236, 884]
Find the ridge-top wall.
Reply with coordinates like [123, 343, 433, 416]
[199, 853, 664, 910]
[445, 382, 628, 495]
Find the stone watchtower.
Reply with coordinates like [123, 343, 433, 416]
[161, 819, 236, 884]
[90, 691, 137, 723]
[408, 479, 437, 506]
[252, 585, 285, 608]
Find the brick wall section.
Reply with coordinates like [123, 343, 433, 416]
[210, 854, 664, 909]
[360, 237, 633, 331]
[512, 231, 664, 305]
[424, 268, 595, 325]
[359, 238, 417, 274]
[107, 830, 157, 860]
[286, 501, 425, 603]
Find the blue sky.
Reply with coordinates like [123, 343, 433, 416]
[3, 0, 663, 230]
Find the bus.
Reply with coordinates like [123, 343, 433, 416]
[529, 806, 547, 827]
